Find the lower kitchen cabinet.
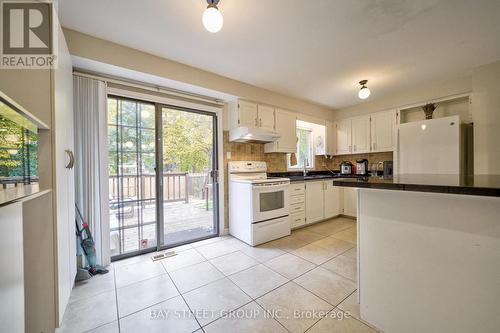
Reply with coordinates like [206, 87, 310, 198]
[342, 187, 357, 217]
[289, 183, 306, 228]
[324, 181, 340, 218]
[305, 181, 325, 224]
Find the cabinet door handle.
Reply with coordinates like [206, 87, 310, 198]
[255, 118, 258, 126]
[260, 118, 262, 127]
[349, 145, 352, 152]
[65, 150, 75, 169]
[353, 145, 357, 152]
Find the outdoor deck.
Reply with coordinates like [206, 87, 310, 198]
[109, 199, 214, 256]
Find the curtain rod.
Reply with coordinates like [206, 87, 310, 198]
[72, 69, 226, 106]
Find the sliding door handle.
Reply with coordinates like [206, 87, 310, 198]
[65, 150, 75, 169]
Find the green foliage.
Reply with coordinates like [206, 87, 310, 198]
[0, 115, 38, 178]
[162, 109, 213, 173]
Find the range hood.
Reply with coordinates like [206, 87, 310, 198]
[229, 126, 281, 143]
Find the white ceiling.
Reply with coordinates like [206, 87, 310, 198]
[59, 0, 500, 109]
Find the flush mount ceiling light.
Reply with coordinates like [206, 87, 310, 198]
[202, 0, 223, 33]
[358, 80, 371, 99]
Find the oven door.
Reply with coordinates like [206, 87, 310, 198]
[251, 182, 289, 222]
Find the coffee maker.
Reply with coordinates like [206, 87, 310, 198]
[356, 159, 369, 176]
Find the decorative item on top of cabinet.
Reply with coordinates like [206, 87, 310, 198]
[264, 109, 297, 153]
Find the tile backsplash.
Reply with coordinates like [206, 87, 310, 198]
[223, 131, 392, 172]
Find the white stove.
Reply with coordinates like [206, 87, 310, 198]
[228, 161, 291, 246]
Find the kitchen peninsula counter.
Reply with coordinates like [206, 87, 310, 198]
[339, 174, 500, 333]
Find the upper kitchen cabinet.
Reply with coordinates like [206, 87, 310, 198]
[370, 110, 396, 152]
[326, 121, 337, 155]
[257, 104, 276, 131]
[228, 99, 276, 130]
[351, 115, 371, 153]
[264, 108, 297, 153]
[235, 100, 259, 128]
[336, 118, 352, 155]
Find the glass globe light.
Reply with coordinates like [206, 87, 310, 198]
[203, 6, 223, 33]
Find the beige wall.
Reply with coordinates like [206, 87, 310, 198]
[333, 76, 472, 120]
[63, 28, 334, 120]
[471, 61, 500, 174]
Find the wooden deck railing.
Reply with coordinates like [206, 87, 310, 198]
[109, 172, 190, 204]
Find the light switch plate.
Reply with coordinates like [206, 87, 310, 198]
[227, 151, 232, 160]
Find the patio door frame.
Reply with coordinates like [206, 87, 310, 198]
[155, 103, 220, 250]
[107, 86, 224, 261]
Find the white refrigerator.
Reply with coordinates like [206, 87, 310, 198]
[397, 115, 470, 175]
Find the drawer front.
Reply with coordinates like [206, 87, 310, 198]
[290, 195, 305, 205]
[252, 216, 291, 245]
[290, 202, 305, 214]
[289, 183, 305, 195]
[290, 212, 306, 228]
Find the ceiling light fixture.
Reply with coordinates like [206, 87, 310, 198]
[202, 0, 223, 33]
[358, 80, 371, 99]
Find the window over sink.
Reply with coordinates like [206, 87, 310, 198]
[287, 125, 314, 170]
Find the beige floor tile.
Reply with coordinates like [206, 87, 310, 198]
[117, 274, 179, 318]
[183, 278, 252, 326]
[203, 301, 288, 333]
[290, 229, 326, 243]
[264, 253, 316, 279]
[256, 282, 333, 333]
[294, 267, 356, 306]
[59, 290, 117, 333]
[322, 252, 357, 281]
[195, 240, 239, 259]
[331, 226, 357, 244]
[115, 260, 165, 288]
[191, 236, 224, 247]
[119, 295, 200, 333]
[268, 236, 308, 252]
[305, 219, 354, 236]
[338, 291, 360, 320]
[308, 313, 378, 333]
[70, 271, 115, 302]
[240, 243, 286, 262]
[160, 248, 206, 272]
[169, 261, 224, 293]
[229, 264, 288, 298]
[291, 243, 337, 265]
[209, 251, 259, 276]
[311, 237, 355, 257]
[85, 321, 119, 333]
[222, 237, 252, 250]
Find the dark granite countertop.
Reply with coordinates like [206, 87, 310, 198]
[268, 171, 375, 182]
[331, 174, 500, 197]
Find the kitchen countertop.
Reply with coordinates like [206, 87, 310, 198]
[268, 171, 372, 182]
[331, 174, 500, 197]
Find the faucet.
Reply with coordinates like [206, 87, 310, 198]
[303, 158, 309, 176]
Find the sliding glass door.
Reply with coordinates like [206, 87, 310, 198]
[108, 96, 219, 259]
[158, 106, 219, 247]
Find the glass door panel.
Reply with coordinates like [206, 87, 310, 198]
[108, 97, 157, 258]
[159, 106, 218, 246]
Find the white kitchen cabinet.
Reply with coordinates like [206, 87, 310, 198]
[257, 104, 276, 131]
[237, 100, 259, 127]
[326, 121, 337, 155]
[289, 183, 306, 228]
[305, 181, 325, 224]
[336, 119, 352, 155]
[371, 110, 396, 152]
[342, 187, 357, 217]
[351, 115, 371, 153]
[264, 109, 297, 153]
[324, 182, 340, 218]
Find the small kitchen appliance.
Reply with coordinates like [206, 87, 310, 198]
[356, 159, 369, 176]
[340, 161, 353, 175]
[383, 161, 393, 178]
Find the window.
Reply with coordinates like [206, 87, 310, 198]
[287, 127, 314, 170]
